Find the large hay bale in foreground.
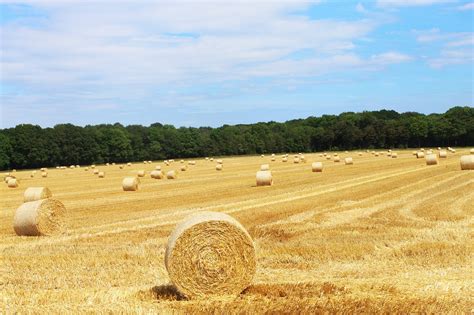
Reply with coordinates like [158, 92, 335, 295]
[167, 170, 177, 179]
[122, 177, 139, 191]
[425, 154, 438, 166]
[312, 162, 323, 172]
[260, 164, 270, 171]
[165, 211, 256, 299]
[7, 178, 19, 188]
[460, 155, 474, 170]
[24, 187, 52, 202]
[13, 198, 66, 236]
[150, 170, 164, 179]
[256, 170, 272, 186]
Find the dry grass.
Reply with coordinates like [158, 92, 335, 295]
[1, 149, 473, 313]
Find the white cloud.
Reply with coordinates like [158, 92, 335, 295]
[377, 0, 454, 7]
[457, 2, 474, 10]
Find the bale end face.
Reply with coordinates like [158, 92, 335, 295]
[165, 212, 256, 299]
[24, 187, 52, 202]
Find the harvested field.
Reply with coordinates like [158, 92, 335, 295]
[0, 149, 473, 313]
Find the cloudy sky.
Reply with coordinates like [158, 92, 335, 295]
[0, 0, 472, 128]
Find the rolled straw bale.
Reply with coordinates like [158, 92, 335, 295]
[420, 148, 425, 152]
[427, 150, 433, 155]
[261, 154, 264, 158]
[260, 164, 270, 171]
[205, 157, 209, 160]
[216, 159, 223, 164]
[391, 153, 398, 158]
[112, 163, 116, 166]
[119, 165, 124, 169]
[210, 158, 214, 162]
[300, 155, 306, 162]
[358, 152, 362, 156]
[460, 155, 474, 170]
[333, 156, 340, 162]
[271, 154, 275, 157]
[13, 198, 66, 236]
[416, 151, 425, 158]
[137, 170, 146, 177]
[188, 161, 196, 166]
[93, 169, 99, 175]
[180, 165, 187, 171]
[148, 161, 152, 164]
[91, 165, 96, 169]
[425, 154, 438, 166]
[70, 165, 75, 169]
[256, 171, 273, 186]
[439, 150, 447, 158]
[165, 161, 170, 166]
[319, 153, 323, 157]
[127, 162, 132, 167]
[387, 152, 392, 157]
[180, 160, 185, 164]
[216, 164, 223, 171]
[30, 173, 35, 178]
[85, 167, 89, 171]
[437, 147, 441, 150]
[122, 177, 139, 191]
[293, 157, 300, 164]
[271, 157, 275, 162]
[165, 211, 256, 298]
[412, 151, 417, 156]
[282, 157, 288, 162]
[98, 172, 105, 178]
[5, 175, 13, 183]
[312, 162, 323, 172]
[155, 165, 162, 170]
[326, 156, 331, 160]
[344, 157, 353, 165]
[41, 172, 48, 178]
[24, 187, 52, 202]
[40, 168, 46, 172]
[150, 170, 164, 179]
[7, 178, 19, 188]
[144, 161, 147, 164]
[167, 170, 177, 179]
[106, 163, 110, 166]
[470, 149, 474, 154]
[375, 153, 379, 157]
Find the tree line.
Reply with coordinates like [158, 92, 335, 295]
[0, 106, 472, 170]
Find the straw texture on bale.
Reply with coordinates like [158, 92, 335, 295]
[137, 170, 145, 177]
[344, 157, 353, 165]
[256, 170, 273, 186]
[165, 211, 256, 299]
[13, 198, 66, 236]
[98, 172, 105, 178]
[122, 177, 139, 191]
[7, 178, 19, 188]
[425, 154, 438, 166]
[150, 170, 164, 179]
[24, 187, 52, 202]
[260, 164, 270, 171]
[167, 170, 177, 179]
[439, 150, 447, 158]
[311, 162, 323, 172]
[460, 155, 474, 170]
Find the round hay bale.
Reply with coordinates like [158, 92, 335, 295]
[4, 175, 13, 183]
[391, 153, 398, 158]
[358, 152, 362, 156]
[167, 170, 177, 179]
[180, 165, 187, 171]
[460, 155, 474, 170]
[24, 187, 52, 202]
[470, 149, 474, 155]
[13, 199, 66, 236]
[416, 151, 425, 158]
[333, 156, 340, 163]
[40, 168, 46, 172]
[188, 161, 196, 166]
[387, 152, 392, 157]
[93, 169, 99, 175]
[260, 164, 270, 171]
[256, 170, 273, 186]
[30, 173, 35, 178]
[127, 162, 132, 167]
[293, 157, 300, 164]
[180, 160, 185, 164]
[137, 170, 146, 177]
[412, 151, 417, 156]
[210, 158, 214, 162]
[91, 164, 96, 169]
[425, 154, 438, 165]
[326, 156, 331, 160]
[311, 162, 323, 172]
[271, 157, 275, 162]
[344, 157, 353, 165]
[106, 163, 110, 166]
[375, 153, 379, 157]
[119, 165, 124, 169]
[261, 154, 264, 158]
[216, 164, 223, 171]
[439, 150, 447, 158]
[41, 172, 48, 178]
[122, 177, 139, 191]
[165, 211, 256, 299]
[85, 167, 89, 171]
[216, 159, 223, 165]
[282, 157, 288, 162]
[70, 165, 75, 169]
[155, 165, 162, 170]
[98, 171, 105, 178]
[150, 170, 164, 179]
[7, 178, 19, 188]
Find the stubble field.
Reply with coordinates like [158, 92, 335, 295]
[1, 150, 473, 313]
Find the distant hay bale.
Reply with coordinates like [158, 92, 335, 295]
[40, 168, 46, 172]
[167, 170, 177, 179]
[439, 150, 447, 158]
[13, 198, 66, 236]
[188, 161, 196, 166]
[70, 165, 75, 169]
[91, 165, 96, 169]
[387, 152, 392, 157]
[98, 172, 105, 178]
[150, 170, 164, 179]
[144, 161, 147, 164]
[311, 162, 323, 172]
[106, 163, 110, 166]
[30, 172, 35, 178]
[216, 164, 223, 171]
[137, 170, 146, 177]
[261, 154, 264, 158]
[216, 159, 223, 164]
[7, 178, 19, 188]
[41, 172, 48, 178]
[282, 157, 288, 162]
[93, 169, 99, 175]
[425, 154, 438, 166]
[437, 147, 441, 150]
[260, 164, 270, 171]
[181, 165, 187, 171]
[333, 156, 340, 163]
[358, 152, 362, 156]
[148, 161, 152, 164]
[119, 165, 124, 169]
[319, 153, 323, 157]
[416, 151, 425, 158]
[155, 165, 162, 170]
[460, 155, 474, 170]
[256, 170, 273, 186]
[412, 151, 417, 156]
[293, 157, 300, 164]
[127, 162, 132, 167]
[165, 211, 256, 299]
[391, 153, 398, 158]
[24, 187, 52, 202]
[375, 153, 379, 157]
[112, 163, 116, 166]
[300, 155, 306, 162]
[271, 157, 275, 161]
[326, 156, 331, 160]
[210, 158, 214, 162]
[85, 167, 89, 171]
[344, 157, 353, 165]
[180, 160, 185, 164]
[4, 175, 13, 183]
[165, 161, 170, 166]
[122, 177, 139, 191]
[470, 149, 474, 155]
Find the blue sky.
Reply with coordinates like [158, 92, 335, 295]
[0, 0, 472, 128]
